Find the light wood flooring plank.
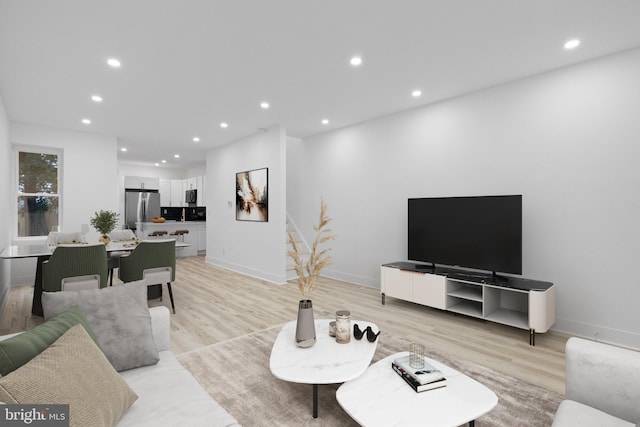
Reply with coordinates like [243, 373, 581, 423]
[0, 255, 568, 394]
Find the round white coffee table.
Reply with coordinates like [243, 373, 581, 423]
[269, 318, 378, 418]
[336, 351, 498, 426]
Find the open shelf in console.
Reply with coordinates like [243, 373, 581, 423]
[484, 308, 528, 330]
[447, 283, 482, 302]
[483, 285, 529, 329]
[447, 300, 483, 318]
[446, 281, 483, 318]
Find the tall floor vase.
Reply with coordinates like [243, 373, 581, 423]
[295, 299, 316, 348]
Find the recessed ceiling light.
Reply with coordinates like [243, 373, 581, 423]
[350, 56, 362, 67]
[220, 122, 228, 128]
[120, 147, 127, 152]
[193, 137, 200, 142]
[91, 95, 103, 102]
[154, 163, 159, 166]
[564, 39, 580, 50]
[161, 160, 167, 163]
[107, 58, 121, 68]
[260, 102, 270, 109]
[412, 90, 422, 98]
[321, 119, 329, 125]
[81, 118, 91, 125]
[174, 154, 180, 158]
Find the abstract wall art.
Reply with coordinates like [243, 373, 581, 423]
[236, 167, 268, 222]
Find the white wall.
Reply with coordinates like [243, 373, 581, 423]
[186, 165, 206, 177]
[287, 48, 640, 349]
[12, 123, 119, 230]
[117, 161, 205, 181]
[206, 126, 287, 284]
[10, 123, 119, 284]
[0, 95, 11, 309]
[117, 161, 188, 181]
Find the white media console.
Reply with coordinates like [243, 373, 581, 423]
[381, 262, 555, 345]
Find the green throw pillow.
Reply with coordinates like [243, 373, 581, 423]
[0, 305, 99, 376]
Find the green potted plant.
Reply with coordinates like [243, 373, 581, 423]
[90, 210, 120, 245]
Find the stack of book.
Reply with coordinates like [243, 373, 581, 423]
[391, 355, 447, 393]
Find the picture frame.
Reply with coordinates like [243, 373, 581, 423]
[235, 167, 268, 222]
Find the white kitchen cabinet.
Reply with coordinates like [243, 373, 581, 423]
[196, 175, 205, 206]
[123, 176, 138, 189]
[124, 176, 159, 190]
[181, 229, 197, 256]
[143, 177, 160, 190]
[186, 177, 197, 191]
[159, 179, 171, 207]
[170, 180, 184, 207]
[197, 224, 206, 252]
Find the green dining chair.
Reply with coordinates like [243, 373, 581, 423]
[118, 239, 177, 313]
[42, 244, 108, 292]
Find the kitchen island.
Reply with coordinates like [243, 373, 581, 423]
[136, 221, 206, 258]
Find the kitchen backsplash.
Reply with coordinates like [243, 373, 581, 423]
[161, 206, 206, 221]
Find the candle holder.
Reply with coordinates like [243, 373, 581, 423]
[409, 343, 425, 369]
[335, 310, 351, 344]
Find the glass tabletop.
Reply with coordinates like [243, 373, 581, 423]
[0, 239, 189, 259]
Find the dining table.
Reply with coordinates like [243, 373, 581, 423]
[0, 240, 189, 316]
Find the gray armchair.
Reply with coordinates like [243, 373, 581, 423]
[118, 239, 177, 313]
[552, 337, 640, 426]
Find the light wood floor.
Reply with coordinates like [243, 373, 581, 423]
[0, 255, 568, 395]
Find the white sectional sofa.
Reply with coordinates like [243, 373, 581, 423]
[117, 306, 239, 426]
[552, 337, 640, 427]
[0, 306, 239, 427]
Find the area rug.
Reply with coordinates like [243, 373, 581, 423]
[177, 324, 562, 426]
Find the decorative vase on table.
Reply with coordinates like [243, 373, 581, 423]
[288, 199, 335, 349]
[99, 234, 111, 245]
[295, 299, 316, 348]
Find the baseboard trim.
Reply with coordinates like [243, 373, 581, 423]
[321, 268, 378, 289]
[552, 317, 640, 350]
[205, 256, 288, 285]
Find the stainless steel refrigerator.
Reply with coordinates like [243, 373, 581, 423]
[124, 190, 160, 231]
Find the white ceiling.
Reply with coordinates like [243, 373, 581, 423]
[1, 1, 640, 169]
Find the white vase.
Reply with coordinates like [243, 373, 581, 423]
[295, 300, 316, 348]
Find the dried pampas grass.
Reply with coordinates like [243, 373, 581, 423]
[288, 199, 335, 299]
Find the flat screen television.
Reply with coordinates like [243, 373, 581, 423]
[408, 195, 522, 275]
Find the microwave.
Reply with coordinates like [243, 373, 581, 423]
[185, 189, 197, 204]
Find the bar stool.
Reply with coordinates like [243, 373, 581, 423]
[149, 230, 168, 238]
[171, 229, 189, 242]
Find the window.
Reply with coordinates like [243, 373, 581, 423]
[17, 150, 60, 237]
